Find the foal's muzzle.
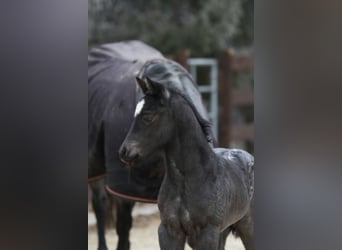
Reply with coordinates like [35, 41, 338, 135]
[119, 141, 141, 165]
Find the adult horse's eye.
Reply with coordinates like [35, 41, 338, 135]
[142, 113, 157, 124]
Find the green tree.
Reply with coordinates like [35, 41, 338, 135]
[88, 0, 252, 55]
[232, 0, 253, 47]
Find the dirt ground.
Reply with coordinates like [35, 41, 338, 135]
[88, 203, 244, 250]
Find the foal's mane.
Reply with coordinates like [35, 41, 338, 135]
[137, 58, 195, 89]
[169, 88, 215, 147]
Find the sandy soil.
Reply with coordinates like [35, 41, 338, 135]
[88, 203, 244, 250]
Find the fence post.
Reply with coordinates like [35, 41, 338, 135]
[218, 49, 234, 147]
[174, 49, 190, 71]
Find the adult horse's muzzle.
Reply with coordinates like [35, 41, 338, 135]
[119, 141, 141, 165]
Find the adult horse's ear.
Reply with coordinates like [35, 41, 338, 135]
[146, 77, 170, 99]
[136, 77, 148, 93]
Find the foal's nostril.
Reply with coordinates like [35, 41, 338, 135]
[120, 146, 126, 157]
[119, 143, 140, 164]
[119, 145, 128, 160]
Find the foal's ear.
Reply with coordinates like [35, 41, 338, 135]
[136, 77, 148, 93]
[146, 77, 170, 99]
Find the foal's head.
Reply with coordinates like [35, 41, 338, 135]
[119, 77, 212, 165]
[119, 77, 175, 165]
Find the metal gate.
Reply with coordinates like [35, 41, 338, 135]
[187, 58, 218, 139]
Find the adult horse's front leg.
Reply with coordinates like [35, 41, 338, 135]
[89, 179, 108, 250]
[158, 223, 186, 250]
[115, 198, 135, 250]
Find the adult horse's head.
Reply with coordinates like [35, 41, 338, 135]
[119, 77, 174, 165]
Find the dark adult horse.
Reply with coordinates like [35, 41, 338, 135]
[88, 41, 214, 250]
[119, 78, 255, 250]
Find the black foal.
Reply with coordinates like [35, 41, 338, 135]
[119, 78, 254, 250]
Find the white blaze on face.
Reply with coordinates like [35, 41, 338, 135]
[134, 99, 145, 117]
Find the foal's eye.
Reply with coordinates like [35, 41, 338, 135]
[142, 113, 157, 124]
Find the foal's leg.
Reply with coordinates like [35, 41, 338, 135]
[218, 227, 231, 250]
[234, 216, 253, 250]
[233, 201, 254, 250]
[158, 223, 186, 250]
[90, 179, 108, 250]
[115, 198, 135, 250]
[194, 225, 220, 250]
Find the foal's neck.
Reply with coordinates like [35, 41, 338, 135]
[164, 107, 215, 179]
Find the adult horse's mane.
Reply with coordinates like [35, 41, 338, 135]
[138, 59, 216, 147]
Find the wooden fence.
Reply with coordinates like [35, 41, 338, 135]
[173, 49, 254, 152]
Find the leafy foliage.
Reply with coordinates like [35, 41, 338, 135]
[89, 0, 253, 55]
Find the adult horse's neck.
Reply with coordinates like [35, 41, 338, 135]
[163, 96, 216, 181]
